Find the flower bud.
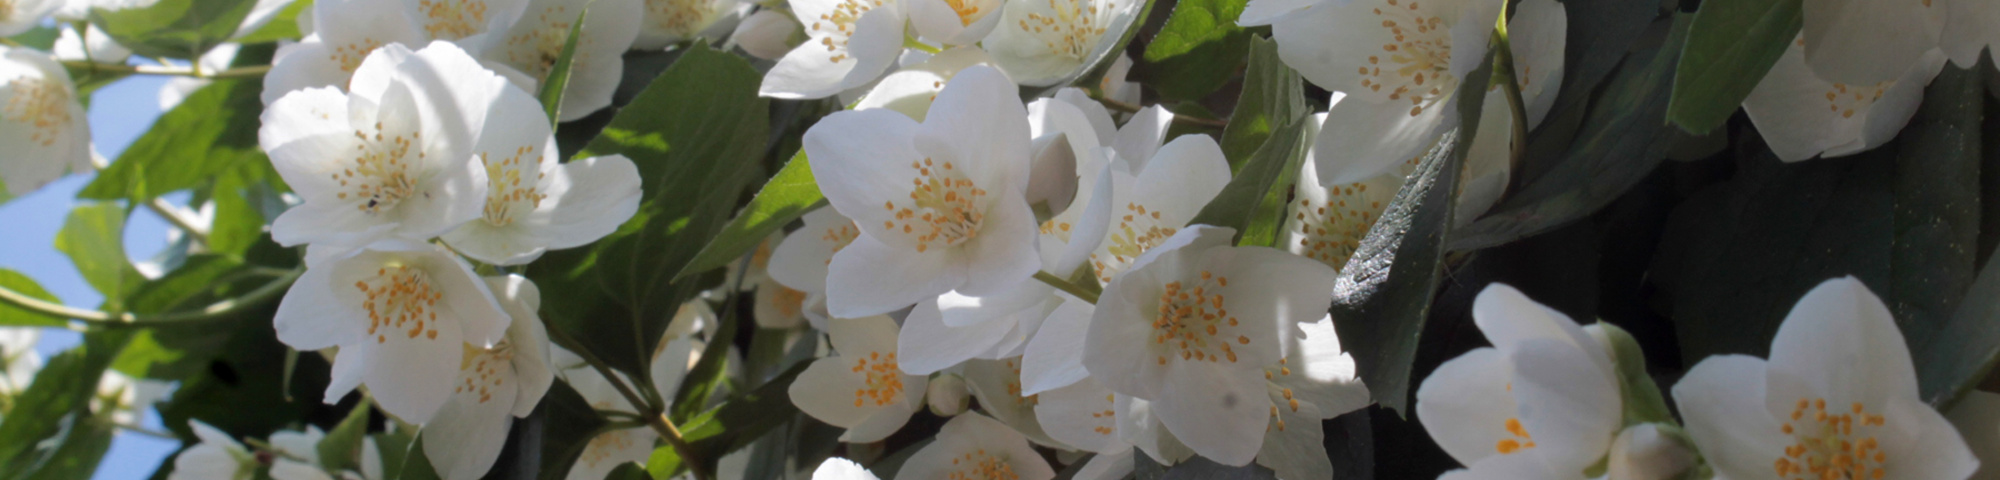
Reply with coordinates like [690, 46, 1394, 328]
[732, 9, 800, 61]
[1607, 423, 1696, 480]
[926, 373, 971, 417]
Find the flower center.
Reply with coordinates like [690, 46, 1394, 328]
[1775, 398, 1888, 480]
[1292, 183, 1389, 270]
[1015, 0, 1116, 61]
[580, 430, 641, 466]
[1824, 81, 1891, 120]
[3, 76, 71, 148]
[881, 158, 987, 253]
[333, 122, 424, 214]
[331, 39, 386, 72]
[1150, 272, 1243, 365]
[822, 221, 861, 265]
[945, 0, 982, 25]
[851, 351, 905, 407]
[1088, 392, 1115, 435]
[1360, 0, 1455, 116]
[947, 450, 1021, 480]
[355, 263, 444, 344]
[1000, 358, 1038, 407]
[419, 0, 491, 40]
[507, 7, 581, 78]
[479, 145, 548, 227]
[772, 285, 806, 318]
[805, 0, 889, 63]
[1092, 202, 1175, 283]
[650, 0, 725, 37]
[457, 342, 515, 404]
[1265, 358, 1302, 419]
[1495, 417, 1537, 454]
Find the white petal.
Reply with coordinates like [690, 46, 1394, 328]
[962, 357, 1061, 447]
[1313, 92, 1448, 186]
[1033, 377, 1125, 454]
[1801, 0, 1942, 85]
[1154, 361, 1270, 466]
[1506, 0, 1565, 127]
[788, 356, 882, 427]
[422, 366, 517, 480]
[803, 109, 924, 245]
[1763, 277, 1916, 419]
[897, 299, 1012, 375]
[894, 413, 1055, 480]
[1111, 106, 1172, 172]
[352, 319, 462, 423]
[540, 154, 643, 249]
[1277, 316, 1371, 419]
[768, 207, 856, 294]
[1506, 337, 1621, 472]
[917, 65, 1032, 190]
[1671, 355, 1790, 480]
[1941, 0, 2000, 68]
[1881, 391, 1981, 480]
[1470, 284, 1606, 370]
[760, 0, 904, 99]
[1237, 0, 1323, 27]
[812, 458, 882, 480]
[273, 265, 368, 351]
[562, 428, 657, 480]
[825, 234, 966, 317]
[954, 189, 1042, 296]
[1416, 347, 1518, 467]
[1209, 246, 1340, 365]
[1129, 134, 1231, 226]
[1256, 392, 1330, 480]
[1020, 295, 1094, 394]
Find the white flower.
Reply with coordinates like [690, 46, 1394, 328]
[982, 0, 1142, 87]
[1283, 110, 1407, 271]
[767, 206, 861, 330]
[0, 327, 40, 399]
[1082, 225, 1337, 465]
[1742, 38, 1945, 162]
[892, 413, 1056, 480]
[926, 372, 971, 416]
[758, 0, 905, 99]
[1254, 315, 1371, 480]
[1945, 391, 2000, 480]
[556, 307, 702, 480]
[0, 47, 92, 197]
[851, 46, 994, 121]
[0, 0, 59, 36]
[1603, 424, 1696, 480]
[438, 77, 641, 265]
[53, 23, 132, 66]
[907, 0, 1001, 46]
[812, 458, 881, 480]
[1941, 0, 2000, 69]
[788, 314, 929, 442]
[753, 274, 813, 329]
[275, 240, 509, 423]
[731, 9, 801, 61]
[961, 356, 1063, 446]
[94, 371, 172, 425]
[260, 41, 504, 248]
[260, 0, 426, 104]
[168, 420, 255, 480]
[267, 427, 383, 480]
[478, 0, 641, 122]
[1416, 284, 1621, 478]
[633, 0, 749, 49]
[804, 65, 1039, 318]
[422, 275, 556, 480]
[1672, 277, 1980, 480]
[1799, 0, 1943, 85]
[1085, 134, 1230, 283]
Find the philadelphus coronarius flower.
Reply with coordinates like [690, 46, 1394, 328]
[789, 314, 930, 442]
[812, 458, 881, 480]
[261, 0, 432, 104]
[0, 46, 92, 197]
[851, 47, 994, 121]
[275, 240, 509, 423]
[1416, 284, 1621, 478]
[804, 65, 1039, 318]
[1672, 277, 1980, 480]
[1086, 134, 1230, 283]
[895, 413, 1057, 480]
[556, 308, 702, 480]
[632, 0, 748, 50]
[767, 206, 860, 330]
[1284, 110, 1406, 271]
[0, 328, 38, 400]
[908, 0, 1001, 46]
[422, 275, 555, 480]
[1742, 38, 1945, 162]
[758, 0, 906, 98]
[259, 41, 503, 248]
[730, 9, 801, 60]
[478, 0, 641, 121]
[982, 0, 1142, 86]
[0, 0, 59, 36]
[168, 420, 255, 480]
[1082, 225, 1338, 465]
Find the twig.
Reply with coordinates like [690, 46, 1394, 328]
[1033, 270, 1099, 304]
[57, 60, 271, 79]
[0, 268, 302, 326]
[1091, 94, 1230, 129]
[542, 321, 714, 480]
[145, 197, 210, 247]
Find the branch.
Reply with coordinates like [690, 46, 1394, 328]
[145, 198, 210, 247]
[58, 60, 271, 79]
[0, 268, 302, 326]
[1033, 270, 1099, 304]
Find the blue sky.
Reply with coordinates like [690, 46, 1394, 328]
[0, 72, 184, 479]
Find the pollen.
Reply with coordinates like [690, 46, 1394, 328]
[1016, 0, 1116, 62]
[945, 450, 1021, 480]
[805, 0, 890, 63]
[1773, 397, 1888, 480]
[885, 158, 988, 253]
[850, 352, 906, 408]
[337, 120, 426, 215]
[1149, 273, 1244, 365]
[354, 262, 446, 343]
[1493, 417, 1537, 455]
[1092, 202, 1179, 282]
[647, 0, 733, 38]
[479, 145, 550, 226]
[3, 75, 72, 148]
[419, 0, 492, 40]
[1353, 0, 1455, 116]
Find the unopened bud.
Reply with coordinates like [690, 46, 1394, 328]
[732, 9, 800, 61]
[926, 373, 970, 417]
[1607, 423, 1696, 480]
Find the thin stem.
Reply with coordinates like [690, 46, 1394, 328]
[1090, 93, 1230, 129]
[114, 422, 177, 440]
[902, 34, 942, 54]
[146, 198, 210, 247]
[541, 320, 713, 480]
[0, 268, 302, 326]
[1487, 3, 1530, 167]
[243, 438, 314, 463]
[56, 61, 271, 79]
[1033, 271, 1099, 304]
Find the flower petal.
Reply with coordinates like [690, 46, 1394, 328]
[1416, 347, 1518, 467]
[825, 234, 966, 317]
[896, 299, 1011, 375]
[1312, 92, 1448, 186]
[1764, 277, 1916, 419]
[1154, 361, 1270, 466]
[1020, 295, 1094, 394]
[1672, 354, 1790, 480]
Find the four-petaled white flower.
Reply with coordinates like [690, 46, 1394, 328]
[1416, 283, 1621, 479]
[633, 0, 749, 50]
[758, 0, 905, 99]
[167, 420, 255, 480]
[0, 0, 59, 36]
[812, 458, 882, 480]
[0, 46, 91, 197]
[1083, 225, 1337, 465]
[767, 206, 862, 330]
[983, 0, 1142, 86]
[1672, 277, 1980, 480]
[260, 41, 503, 248]
[275, 240, 510, 423]
[1255, 315, 1371, 480]
[1283, 109, 1408, 271]
[893, 413, 1057, 480]
[789, 314, 931, 442]
[422, 275, 556, 480]
[804, 65, 1039, 318]
[477, 0, 641, 121]
[1742, 37, 1946, 162]
[908, 0, 1001, 46]
[1086, 134, 1230, 283]
[261, 0, 427, 104]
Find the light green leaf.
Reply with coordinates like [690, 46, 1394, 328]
[1218, 35, 1307, 169]
[1596, 323, 1674, 426]
[1134, 0, 1249, 101]
[317, 396, 373, 473]
[1188, 119, 1308, 244]
[232, 0, 310, 44]
[0, 331, 132, 477]
[1665, 0, 1801, 134]
[0, 270, 64, 328]
[55, 202, 143, 310]
[537, 8, 586, 126]
[80, 79, 266, 201]
[676, 150, 824, 280]
[89, 0, 258, 59]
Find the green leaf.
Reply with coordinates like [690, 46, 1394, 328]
[0, 270, 64, 327]
[1188, 119, 1308, 243]
[529, 43, 771, 379]
[155, 301, 326, 441]
[1597, 323, 1673, 426]
[1135, 0, 1249, 101]
[111, 255, 257, 379]
[1890, 65, 1991, 408]
[232, 0, 310, 44]
[537, 8, 586, 126]
[6, 25, 59, 50]
[1665, 0, 1801, 134]
[1217, 35, 1308, 169]
[207, 160, 286, 256]
[394, 434, 443, 480]
[534, 380, 608, 480]
[16, 414, 114, 480]
[318, 397, 373, 473]
[55, 202, 144, 309]
[80, 79, 266, 201]
[678, 362, 808, 460]
[671, 299, 737, 422]
[0, 331, 132, 476]
[89, 0, 258, 59]
[1324, 47, 1492, 415]
[602, 463, 648, 480]
[676, 150, 824, 280]
[1133, 453, 1277, 479]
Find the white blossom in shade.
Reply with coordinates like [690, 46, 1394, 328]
[274, 240, 510, 423]
[259, 41, 503, 248]
[1019, 294, 1095, 394]
[851, 46, 993, 121]
[753, 274, 812, 329]
[1106, 104, 1172, 173]
[1283, 111, 1409, 271]
[1416, 284, 1621, 478]
[732, 8, 801, 60]
[1672, 277, 1980, 480]
[812, 458, 881, 480]
[982, 0, 1142, 87]
[480, 0, 641, 122]
[804, 65, 1039, 318]
[893, 413, 1056, 480]
[1603, 423, 1697, 480]
[260, 0, 426, 104]
[0, 47, 91, 197]
[168, 420, 255, 480]
[53, 23, 132, 66]
[907, 0, 1000, 46]
[758, 0, 905, 99]
[94, 371, 172, 425]
[962, 356, 1064, 447]
[1743, 38, 1945, 162]
[422, 275, 556, 480]
[788, 314, 930, 442]
[632, 0, 749, 49]
[1095, 54, 1139, 107]
[1946, 391, 2000, 480]
[1032, 374, 1126, 454]
[0, 0, 59, 36]
[767, 206, 861, 330]
[1254, 316, 1371, 480]
[1799, 0, 1943, 85]
[1082, 225, 1338, 466]
[439, 79, 641, 265]
[1941, 0, 2000, 69]
[1244, 0, 1501, 187]
[0, 327, 39, 399]
[1086, 134, 1230, 284]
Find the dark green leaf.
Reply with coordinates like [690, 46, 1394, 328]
[1135, 0, 1249, 100]
[1188, 119, 1307, 243]
[156, 302, 328, 441]
[0, 331, 132, 476]
[1156, 456, 1278, 480]
[1890, 65, 1990, 408]
[89, 0, 258, 59]
[396, 434, 444, 480]
[111, 255, 258, 379]
[677, 150, 824, 280]
[233, 0, 310, 44]
[1218, 35, 1308, 169]
[537, 8, 586, 126]
[372, 431, 415, 479]
[1324, 48, 1492, 415]
[679, 362, 809, 460]
[80, 79, 266, 201]
[0, 270, 64, 327]
[534, 380, 608, 480]
[16, 414, 113, 480]
[1665, 0, 1801, 133]
[318, 398, 373, 472]
[602, 463, 648, 480]
[55, 202, 144, 308]
[207, 160, 285, 256]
